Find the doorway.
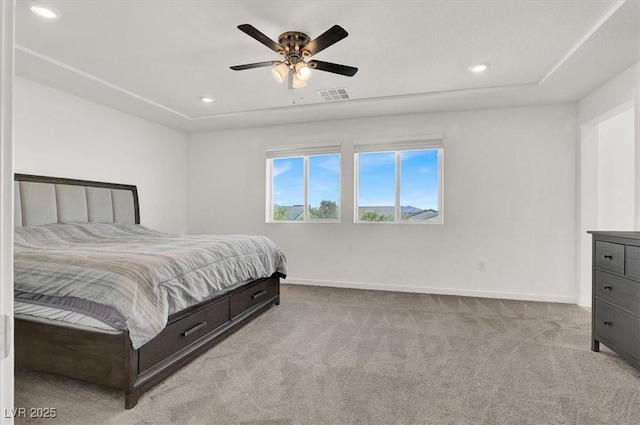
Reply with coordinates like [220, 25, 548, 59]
[578, 100, 636, 306]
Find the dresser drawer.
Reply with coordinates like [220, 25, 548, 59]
[595, 299, 640, 360]
[138, 297, 230, 372]
[626, 245, 640, 280]
[595, 241, 625, 274]
[230, 277, 278, 319]
[595, 271, 640, 315]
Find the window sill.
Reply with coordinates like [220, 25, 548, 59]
[267, 220, 341, 224]
[354, 220, 443, 225]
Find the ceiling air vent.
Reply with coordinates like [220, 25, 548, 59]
[317, 88, 351, 102]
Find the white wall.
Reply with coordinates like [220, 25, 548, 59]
[577, 61, 640, 306]
[597, 108, 635, 229]
[187, 104, 577, 303]
[14, 77, 188, 233]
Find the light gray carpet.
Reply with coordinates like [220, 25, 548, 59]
[15, 284, 640, 425]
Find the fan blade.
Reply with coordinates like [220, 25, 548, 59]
[308, 60, 358, 77]
[230, 61, 281, 71]
[237, 24, 284, 54]
[303, 25, 348, 57]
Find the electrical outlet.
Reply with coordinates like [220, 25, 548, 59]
[478, 261, 487, 272]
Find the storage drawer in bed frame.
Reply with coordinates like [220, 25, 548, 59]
[15, 274, 281, 409]
[138, 297, 231, 373]
[231, 277, 279, 319]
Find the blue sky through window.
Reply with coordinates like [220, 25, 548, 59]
[400, 150, 439, 210]
[272, 154, 340, 208]
[358, 149, 439, 210]
[358, 152, 395, 207]
[309, 154, 340, 208]
[272, 149, 439, 211]
[272, 157, 303, 206]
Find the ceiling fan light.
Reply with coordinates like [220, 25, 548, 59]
[295, 62, 312, 81]
[292, 73, 307, 89]
[271, 63, 289, 83]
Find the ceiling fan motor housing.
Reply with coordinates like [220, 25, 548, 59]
[278, 31, 312, 63]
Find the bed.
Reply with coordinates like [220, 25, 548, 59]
[13, 173, 286, 409]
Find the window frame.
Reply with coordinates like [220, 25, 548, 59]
[266, 144, 341, 223]
[354, 137, 444, 224]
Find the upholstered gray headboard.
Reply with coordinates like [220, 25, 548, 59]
[14, 174, 140, 227]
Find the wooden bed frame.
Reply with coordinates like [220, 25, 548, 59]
[13, 174, 281, 409]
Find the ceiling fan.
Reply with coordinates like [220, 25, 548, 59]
[230, 24, 358, 89]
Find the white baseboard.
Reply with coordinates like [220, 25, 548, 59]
[284, 277, 578, 304]
[578, 298, 592, 308]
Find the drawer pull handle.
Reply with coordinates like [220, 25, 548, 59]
[182, 321, 207, 337]
[603, 321, 612, 326]
[603, 285, 612, 290]
[251, 290, 266, 300]
[604, 255, 613, 260]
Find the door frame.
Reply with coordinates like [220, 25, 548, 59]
[577, 99, 635, 306]
[0, 1, 15, 423]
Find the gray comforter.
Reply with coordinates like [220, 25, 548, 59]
[14, 223, 287, 348]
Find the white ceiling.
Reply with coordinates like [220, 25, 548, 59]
[14, 0, 640, 133]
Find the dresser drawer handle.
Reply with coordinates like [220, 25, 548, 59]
[603, 285, 612, 290]
[603, 321, 612, 326]
[603, 255, 613, 260]
[251, 290, 266, 300]
[182, 321, 207, 337]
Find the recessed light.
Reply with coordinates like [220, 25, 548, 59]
[30, 5, 59, 19]
[200, 96, 214, 103]
[468, 62, 490, 74]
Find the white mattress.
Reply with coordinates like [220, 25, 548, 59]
[14, 301, 123, 335]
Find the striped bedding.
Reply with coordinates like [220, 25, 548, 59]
[14, 222, 287, 349]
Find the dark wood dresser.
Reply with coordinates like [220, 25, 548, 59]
[588, 231, 640, 369]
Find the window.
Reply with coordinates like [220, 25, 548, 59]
[267, 145, 341, 222]
[355, 138, 443, 223]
